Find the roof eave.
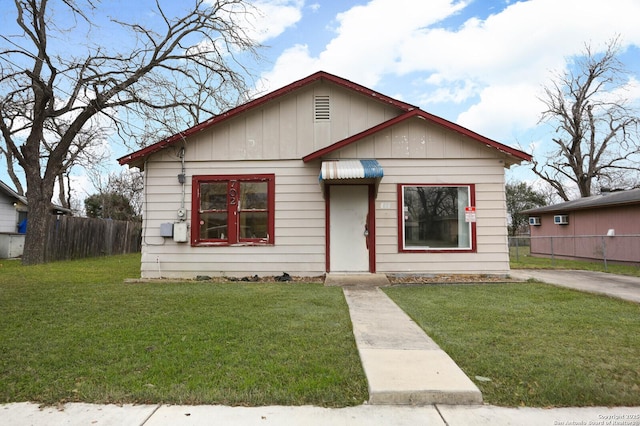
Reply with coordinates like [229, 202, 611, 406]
[303, 109, 532, 163]
[523, 199, 640, 215]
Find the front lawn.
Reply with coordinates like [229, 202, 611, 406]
[384, 283, 640, 407]
[0, 254, 368, 406]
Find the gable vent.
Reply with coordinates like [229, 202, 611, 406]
[314, 95, 330, 121]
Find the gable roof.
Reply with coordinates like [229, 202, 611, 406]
[523, 188, 640, 215]
[302, 108, 531, 164]
[1, 179, 73, 215]
[0, 179, 27, 205]
[118, 71, 532, 168]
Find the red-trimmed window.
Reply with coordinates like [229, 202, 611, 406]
[398, 184, 476, 252]
[192, 174, 275, 246]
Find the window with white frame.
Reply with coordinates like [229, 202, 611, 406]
[398, 184, 475, 252]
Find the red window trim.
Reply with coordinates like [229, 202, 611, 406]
[191, 174, 275, 247]
[397, 183, 477, 253]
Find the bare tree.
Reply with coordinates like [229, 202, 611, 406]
[533, 37, 640, 201]
[0, 144, 24, 195]
[46, 119, 111, 209]
[0, 0, 260, 264]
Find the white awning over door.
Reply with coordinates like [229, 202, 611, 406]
[319, 160, 384, 181]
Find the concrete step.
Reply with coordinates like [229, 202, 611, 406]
[324, 273, 390, 287]
[343, 287, 482, 405]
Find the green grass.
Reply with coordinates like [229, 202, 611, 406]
[384, 283, 640, 407]
[510, 246, 640, 277]
[0, 254, 367, 406]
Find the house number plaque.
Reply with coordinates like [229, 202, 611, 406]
[229, 181, 238, 205]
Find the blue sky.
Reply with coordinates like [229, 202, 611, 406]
[247, 0, 640, 188]
[2, 0, 640, 200]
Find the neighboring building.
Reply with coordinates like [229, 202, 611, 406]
[118, 71, 531, 279]
[0, 180, 28, 258]
[523, 189, 640, 265]
[0, 179, 72, 258]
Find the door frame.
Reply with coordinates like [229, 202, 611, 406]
[325, 183, 376, 273]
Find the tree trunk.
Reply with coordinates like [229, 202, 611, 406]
[22, 173, 56, 265]
[57, 173, 69, 209]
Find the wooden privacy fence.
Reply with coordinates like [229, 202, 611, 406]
[45, 216, 141, 262]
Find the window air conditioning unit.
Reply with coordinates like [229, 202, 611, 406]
[528, 217, 541, 226]
[554, 215, 569, 225]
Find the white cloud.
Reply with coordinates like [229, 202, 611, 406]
[457, 83, 544, 140]
[253, 44, 320, 94]
[256, 0, 640, 142]
[257, 0, 468, 91]
[248, 0, 304, 43]
[206, 0, 303, 44]
[419, 79, 478, 104]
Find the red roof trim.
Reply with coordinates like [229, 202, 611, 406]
[118, 71, 417, 166]
[303, 110, 532, 163]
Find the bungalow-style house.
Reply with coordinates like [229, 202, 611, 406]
[0, 180, 28, 233]
[118, 71, 531, 279]
[523, 188, 640, 265]
[0, 179, 72, 258]
[0, 180, 28, 258]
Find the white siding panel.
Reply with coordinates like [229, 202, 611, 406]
[246, 111, 264, 159]
[279, 100, 298, 158]
[297, 89, 315, 154]
[0, 195, 18, 233]
[407, 120, 427, 158]
[330, 86, 350, 141]
[349, 94, 369, 135]
[263, 106, 280, 158]
[373, 130, 393, 157]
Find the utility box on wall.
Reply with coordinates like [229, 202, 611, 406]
[159, 222, 173, 237]
[173, 222, 188, 243]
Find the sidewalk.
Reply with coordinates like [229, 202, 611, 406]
[4, 401, 640, 425]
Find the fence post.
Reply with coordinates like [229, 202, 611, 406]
[602, 236, 608, 272]
[550, 236, 555, 265]
[515, 236, 520, 262]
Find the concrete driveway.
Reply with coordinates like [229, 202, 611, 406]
[509, 269, 640, 303]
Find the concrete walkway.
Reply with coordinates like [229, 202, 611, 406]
[343, 287, 482, 405]
[509, 269, 640, 303]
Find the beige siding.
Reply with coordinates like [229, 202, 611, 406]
[140, 156, 510, 278]
[140, 159, 327, 279]
[327, 119, 504, 162]
[138, 81, 513, 278]
[373, 158, 509, 275]
[180, 82, 404, 163]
